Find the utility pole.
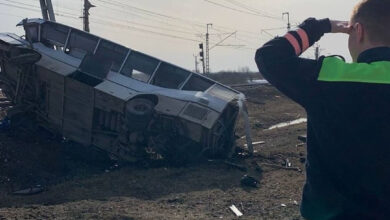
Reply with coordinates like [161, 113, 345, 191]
[82, 0, 95, 32]
[205, 23, 212, 74]
[282, 12, 291, 31]
[199, 43, 205, 74]
[193, 55, 199, 73]
[39, 0, 56, 21]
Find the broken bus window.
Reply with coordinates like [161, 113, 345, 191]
[41, 23, 69, 49]
[182, 74, 214, 92]
[65, 30, 99, 59]
[151, 62, 191, 89]
[120, 51, 159, 83]
[94, 40, 128, 72]
[24, 24, 39, 43]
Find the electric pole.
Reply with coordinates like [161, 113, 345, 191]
[199, 43, 205, 74]
[193, 55, 199, 73]
[282, 12, 291, 31]
[39, 0, 56, 21]
[82, 0, 95, 32]
[205, 23, 212, 74]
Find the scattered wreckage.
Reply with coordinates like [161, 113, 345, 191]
[0, 18, 252, 164]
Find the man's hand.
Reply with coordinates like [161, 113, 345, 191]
[330, 20, 352, 34]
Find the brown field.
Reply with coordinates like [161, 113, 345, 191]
[0, 85, 308, 220]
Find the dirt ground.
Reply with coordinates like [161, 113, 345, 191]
[0, 85, 308, 220]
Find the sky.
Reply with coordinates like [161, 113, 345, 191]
[0, 0, 360, 72]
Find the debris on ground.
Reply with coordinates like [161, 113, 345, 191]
[298, 135, 307, 143]
[240, 175, 260, 188]
[229, 205, 243, 217]
[281, 158, 292, 167]
[224, 161, 247, 172]
[260, 163, 302, 172]
[105, 163, 120, 173]
[13, 185, 44, 196]
[252, 161, 264, 174]
[244, 141, 265, 147]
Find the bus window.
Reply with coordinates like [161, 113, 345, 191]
[41, 22, 69, 47]
[182, 74, 214, 92]
[150, 63, 190, 89]
[65, 30, 99, 59]
[25, 24, 39, 43]
[120, 51, 159, 83]
[94, 40, 128, 72]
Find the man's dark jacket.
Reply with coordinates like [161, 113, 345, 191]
[255, 18, 390, 220]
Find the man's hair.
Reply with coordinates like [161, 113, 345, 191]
[352, 0, 390, 45]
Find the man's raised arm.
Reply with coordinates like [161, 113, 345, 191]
[255, 18, 348, 106]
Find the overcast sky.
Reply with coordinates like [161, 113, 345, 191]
[0, 0, 360, 72]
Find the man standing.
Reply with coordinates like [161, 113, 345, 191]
[255, 0, 390, 219]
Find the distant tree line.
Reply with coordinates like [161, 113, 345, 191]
[205, 70, 263, 85]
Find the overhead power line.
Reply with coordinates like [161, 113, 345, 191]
[2, 0, 40, 8]
[223, 0, 283, 20]
[0, 1, 201, 43]
[92, 0, 267, 47]
[95, 0, 204, 27]
[93, 0, 203, 33]
[0, 11, 25, 18]
[91, 4, 202, 36]
[94, 0, 265, 42]
[204, 0, 283, 21]
[204, 0, 261, 16]
[10, 0, 203, 37]
[90, 18, 201, 43]
[95, 0, 263, 38]
[0, 0, 203, 42]
[1, 0, 81, 19]
[0, 0, 267, 52]
[210, 31, 237, 50]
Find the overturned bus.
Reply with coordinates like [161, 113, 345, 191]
[0, 19, 252, 164]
